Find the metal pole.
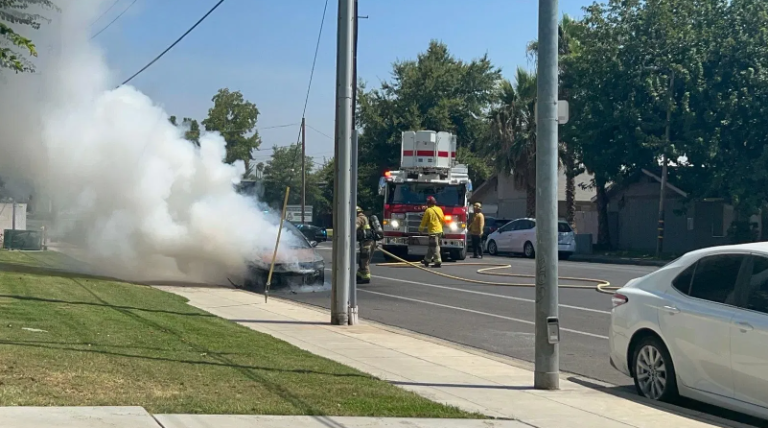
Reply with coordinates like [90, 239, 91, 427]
[265, 187, 291, 303]
[331, 0, 354, 326]
[11, 200, 16, 230]
[301, 117, 307, 225]
[534, 0, 560, 390]
[656, 71, 674, 258]
[349, 130, 359, 325]
[348, 0, 360, 325]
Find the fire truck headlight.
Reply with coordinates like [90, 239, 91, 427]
[449, 222, 458, 231]
[391, 220, 400, 229]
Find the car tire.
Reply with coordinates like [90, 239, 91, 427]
[451, 248, 467, 261]
[524, 241, 535, 258]
[488, 240, 498, 256]
[631, 336, 679, 402]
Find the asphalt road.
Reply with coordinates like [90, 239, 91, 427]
[281, 242, 652, 388]
[271, 242, 768, 426]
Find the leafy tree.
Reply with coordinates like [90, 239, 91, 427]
[487, 69, 539, 217]
[169, 115, 201, 146]
[0, 0, 57, 73]
[201, 88, 260, 176]
[356, 41, 502, 210]
[260, 144, 327, 215]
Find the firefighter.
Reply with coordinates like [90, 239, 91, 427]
[469, 202, 485, 258]
[356, 206, 375, 284]
[418, 195, 445, 268]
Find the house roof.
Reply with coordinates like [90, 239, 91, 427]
[471, 170, 596, 203]
[590, 168, 688, 203]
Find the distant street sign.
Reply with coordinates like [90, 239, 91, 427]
[285, 205, 313, 223]
[534, 100, 570, 125]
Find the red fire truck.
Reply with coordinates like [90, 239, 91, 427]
[377, 130, 473, 261]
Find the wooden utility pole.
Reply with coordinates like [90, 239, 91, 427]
[301, 117, 307, 224]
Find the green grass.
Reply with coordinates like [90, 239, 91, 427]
[0, 250, 477, 417]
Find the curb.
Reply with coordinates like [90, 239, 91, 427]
[567, 255, 668, 267]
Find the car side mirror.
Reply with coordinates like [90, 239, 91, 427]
[310, 241, 318, 248]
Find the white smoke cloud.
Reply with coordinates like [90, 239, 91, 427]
[0, 0, 301, 283]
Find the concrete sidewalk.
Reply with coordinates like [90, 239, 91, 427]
[146, 284, 743, 428]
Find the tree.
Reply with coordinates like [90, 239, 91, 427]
[0, 0, 56, 73]
[356, 41, 502, 210]
[487, 69, 539, 217]
[201, 88, 260, 175]
[260, 144, 326, 214]
[169, 115, 201, 146]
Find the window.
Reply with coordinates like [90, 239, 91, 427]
[497, 222, 514, 233]
[672, 263, 696, 295]
[387, 183, 465, 207]
[522, 220, 535, 230]
[689, 255, 745, 304]
[741, 256, 768, 314]
[558, 222, 573, 233]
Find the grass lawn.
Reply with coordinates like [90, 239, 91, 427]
[0, 250, 476, 417]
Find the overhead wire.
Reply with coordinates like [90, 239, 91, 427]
[91, 0, 139, 40]
[119, 0, 227, 87]
[91, 0, 122, 26]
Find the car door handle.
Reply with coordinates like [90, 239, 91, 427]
[734, 321, 754, 332]
[662, 305, 680, 314]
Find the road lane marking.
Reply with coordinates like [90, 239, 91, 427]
[358, 289, 609, 340]
[364, 271, 611, 315]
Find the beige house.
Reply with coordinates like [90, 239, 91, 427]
[471, 171, 597, 224]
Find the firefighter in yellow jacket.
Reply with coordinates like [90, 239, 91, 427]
[356, 206, 375, 284]
[418, 195, 445, 268]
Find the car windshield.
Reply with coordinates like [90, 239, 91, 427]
[281, 222, 311, 249]
[387, 183, 465, 206]
[558, 222, 572, 233]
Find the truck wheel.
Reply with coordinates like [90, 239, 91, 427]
[451, 248, 467, 261]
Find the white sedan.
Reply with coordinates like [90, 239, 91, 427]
[610, 243, 768, 420]
[485, 218, 576, 259]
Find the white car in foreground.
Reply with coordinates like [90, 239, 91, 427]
[610, 243, 768, 420]
[485, 218, 576, 259]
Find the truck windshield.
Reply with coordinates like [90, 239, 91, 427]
[387, 183, 465, 207]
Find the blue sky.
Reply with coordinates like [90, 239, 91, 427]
[93, 0, 593, 169]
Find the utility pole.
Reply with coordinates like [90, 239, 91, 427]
[656, 70, 674, 259]
[301, 117, 307, 225]
[348, 0, 360, 325]
[331, 0, 355, 326]
[534, 0, 560, 390]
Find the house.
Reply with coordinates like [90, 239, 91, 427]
[470, 170, 597, 220]
[596, 168, 761, 254]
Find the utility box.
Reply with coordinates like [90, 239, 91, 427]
[400, 130, 457, 170]
[575, 234, 593, 254]
[3, 229, 43, 250]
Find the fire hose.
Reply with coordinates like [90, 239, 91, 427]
[373, 243, 619, 295]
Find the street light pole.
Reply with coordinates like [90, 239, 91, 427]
[534, 0, 560, 390]
[656, 70, 674, 259]
[331, 0, 355, 326]
[301, 117, 306, 225]
[348, 0, 360, 325]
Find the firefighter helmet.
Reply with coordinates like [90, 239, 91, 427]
[426, 196, 437, 205]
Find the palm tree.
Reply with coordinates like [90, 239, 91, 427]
[488, 68, 538, 217]
[527, 15, 585, 227]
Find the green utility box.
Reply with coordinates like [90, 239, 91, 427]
[3, 230, 43, 250]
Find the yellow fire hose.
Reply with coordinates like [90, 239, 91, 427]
[374, 244, 620, 295]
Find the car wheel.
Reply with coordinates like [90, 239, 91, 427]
[451, 248, 467, 261]
[632, 336, 678, 402]
[488, 240, 498, 256]
[524, 241, 535, 258]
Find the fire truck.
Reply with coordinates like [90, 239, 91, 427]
[377, 130, 473, 261]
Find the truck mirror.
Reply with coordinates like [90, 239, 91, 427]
[378, 177, 386, 195]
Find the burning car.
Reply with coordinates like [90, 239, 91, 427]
[241, 221, 325, 291]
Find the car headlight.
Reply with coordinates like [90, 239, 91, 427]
[449, 222, 458, 231]
[313, 260, 324, 270]
[391, 219, 400, 229]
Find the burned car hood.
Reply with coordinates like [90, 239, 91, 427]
[248, 248, 324, 274]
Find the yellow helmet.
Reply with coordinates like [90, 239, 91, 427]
[356, 206, 363, 213]
[473, 202, 482, 209]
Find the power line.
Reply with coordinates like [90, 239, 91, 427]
[306, 124, 333, 140]
[91, 0, 139, 40]
[119, 0, 227, 87]
[91, 0, 122, 26]
[261, 123, 300, 130]
[294, 0, 329, 146]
